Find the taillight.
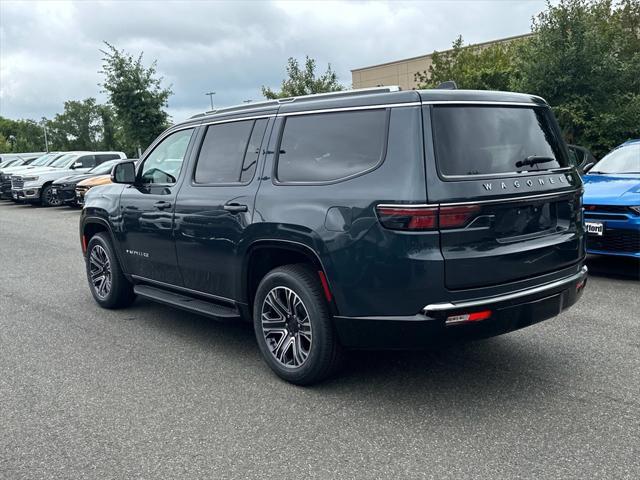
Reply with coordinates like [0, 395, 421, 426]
[376, 204, 480, 230]
[376, 205, 438, 230]
[439, 205, 481, 228]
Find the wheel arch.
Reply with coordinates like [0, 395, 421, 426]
[81, 216, 128, 275]
[241, 240, 337, 316]
[39, 180, 55, 203]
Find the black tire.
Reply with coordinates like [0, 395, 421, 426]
[40, 184, 61, 207]
[253, 264, 342, 385]
[85, 232, 135, 309]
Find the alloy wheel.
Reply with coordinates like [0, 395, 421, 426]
[261, 286, 313, 368]
[89, 245, 112, 299]
[44, 187, 61, 206]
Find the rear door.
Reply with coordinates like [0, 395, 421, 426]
[423, 102, 584, 290]
[174, 115, 273, 299]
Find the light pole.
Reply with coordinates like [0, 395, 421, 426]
[205, 91, 216, 110]
[41, 118, 49, 152]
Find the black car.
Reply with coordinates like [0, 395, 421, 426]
[52, 159, 128, 206]
[80, 87, 587, 385]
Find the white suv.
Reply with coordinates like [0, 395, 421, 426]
[11, 151, 127, 206]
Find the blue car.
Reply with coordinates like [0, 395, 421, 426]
[583, 140, 640, 258]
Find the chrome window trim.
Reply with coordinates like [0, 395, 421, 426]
[422, 101, 546, 107]
[279, 102, 421, 117]
[201, 113, 277, 127]
[440, 167, 572, 180]
[424, 265, 588, 314]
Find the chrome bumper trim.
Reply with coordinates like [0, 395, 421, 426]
[423, 265, 588, 314]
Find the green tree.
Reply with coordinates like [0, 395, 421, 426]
[100, 42, 172, 155]
[0, 116, 46, 153]
[46, 98, 103, 151]
[415, 35, 523, 91]
[262, 56, 344, 99]
[97, 104, 119, 150]
[513, 0, 640, 156]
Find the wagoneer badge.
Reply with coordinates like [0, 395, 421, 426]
[482, 174, 572, 191]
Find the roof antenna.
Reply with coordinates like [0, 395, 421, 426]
[436, 81, 457, 90]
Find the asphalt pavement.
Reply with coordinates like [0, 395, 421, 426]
[1, 200, 639, 479]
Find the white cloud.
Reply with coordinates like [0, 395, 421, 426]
[0, 0, 546, 123]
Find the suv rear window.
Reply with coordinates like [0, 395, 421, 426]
[432, 106, 568, 177]
[276, 109, 387, 183]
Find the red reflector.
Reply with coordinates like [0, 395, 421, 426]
[439, 205, 481, 228]
[446, 309, 492, 325]
[81, 235, 88, 254]
[468, 310, 492, 321]
[318, 270, 332, 302]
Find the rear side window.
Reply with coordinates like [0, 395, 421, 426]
[95, 154, 120, 163]
[432, 106, 568, 177]
[276, 109, 387, 183]
[195, 119, 267, 184]
[76, 155, 96, 168]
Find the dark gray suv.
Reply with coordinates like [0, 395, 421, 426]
[80, 86, 587, 384]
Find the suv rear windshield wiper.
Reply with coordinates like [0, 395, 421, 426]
[515, 156, 556, 169]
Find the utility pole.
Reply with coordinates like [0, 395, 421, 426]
[205, 91, 216, 110]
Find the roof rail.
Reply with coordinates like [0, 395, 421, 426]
[276, 85, 401, 104]
[189, 86, 401, 119]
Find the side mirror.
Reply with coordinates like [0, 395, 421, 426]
[72, 162, 83, 169]
[111, 161, 136, 184]
[582, 162, 595, 173]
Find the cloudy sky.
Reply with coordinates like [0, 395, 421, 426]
[1, 0, 548, 123]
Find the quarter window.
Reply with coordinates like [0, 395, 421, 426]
[194, 119, 267, 184]
[140, 128, 193, 184]
[276, 109, 387, 183]
[76, 155, 96, 168]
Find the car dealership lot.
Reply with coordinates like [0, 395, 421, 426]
[1, 201, 638, 479]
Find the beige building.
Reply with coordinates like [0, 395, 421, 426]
[351, 33, 532, 90]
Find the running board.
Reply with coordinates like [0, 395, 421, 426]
[133, 285, 241, 320]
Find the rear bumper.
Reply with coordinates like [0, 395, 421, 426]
[334, 265, 587, 348]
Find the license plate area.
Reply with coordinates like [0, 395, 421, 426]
[585, 221, 603, 236]
[494, 201, 559, 240]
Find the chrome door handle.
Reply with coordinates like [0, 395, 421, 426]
[154, 201, 172, 210]
[223, 203, 248, 213]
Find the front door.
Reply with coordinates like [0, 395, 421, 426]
[119, 127, 196, 285]
[174, 116, 272, 300]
